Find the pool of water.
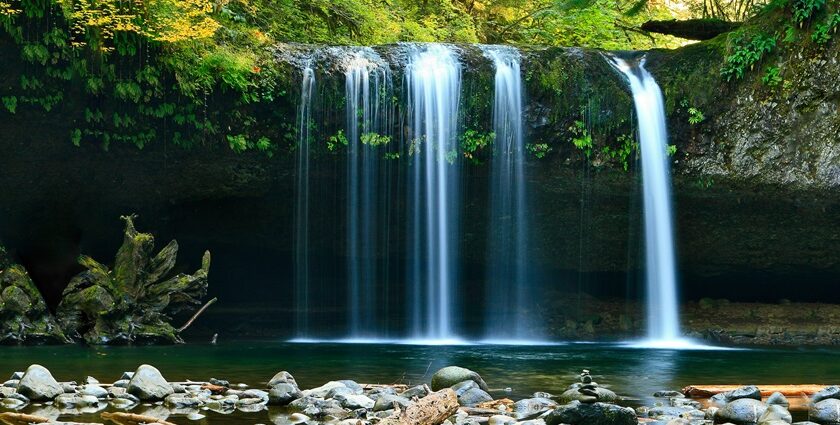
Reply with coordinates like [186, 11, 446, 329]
[1, 341, 838, 423]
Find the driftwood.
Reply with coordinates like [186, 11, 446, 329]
[360, 383, 410, 392]
[177, 297, 217, 332]
[379, 389, 459, 425]
[100, 412, 175, 425]
[475, 398, 514, 410]
[682, 384, 825, 398]
[641, 19, 742, 40]
[0, 413, 101, 425]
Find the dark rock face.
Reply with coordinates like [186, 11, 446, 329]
[545, 401, 637, 425]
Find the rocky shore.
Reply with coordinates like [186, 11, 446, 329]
[0, 364, 837, 425]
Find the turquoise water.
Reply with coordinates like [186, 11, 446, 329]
[0, 341, 838, 423]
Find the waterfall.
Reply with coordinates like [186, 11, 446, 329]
[344, 50, 393, 337]
[611, 57, 684, 346]
[294, 61, 316, 338]
[406, 44, 462, 342]
[482, 46, 532, 340]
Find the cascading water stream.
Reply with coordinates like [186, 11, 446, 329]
[294, 61, 316, 338]
[406, 44, 462, 342]
[344, 50, 393, 337]
[482, 46, 533, 340]
[611, 57, 686, 347]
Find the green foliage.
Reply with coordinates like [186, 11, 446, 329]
[383, 152, 400, 160]
[721, 33, 777, 81]
[602, 134, 636, 171]
[1, 96, 16, 113]
[812, 13, 840, 44]
[327, 130, 349, 151]
[526, 143, 551, 159]
[762, 66, 783, 86]
[569, 120, 593, 158]
[792, 0, 825, 25]
[667, 144, 677, 156]
[460, 129, 494, 162]
[688, 107, 705, 124]
[360, 132, 391, 146]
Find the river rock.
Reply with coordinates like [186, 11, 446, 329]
[452, 380, 479, 396]
[716, 398, 768, 424]
[400, 385, 429, 399]
[17, 365, 63, 401]
[458, 387, 493, 407]
[655, 390, 685, 398]
[1, 398, 25, 408]
[810, 398, 840, 424]
[3, 380, 18, 388]
[302, 381, 345, 398]
[113, 379, 129, 388]
[712, 386, 762, 405]
[337, 380, 363, 395]
[545, 401, 637, 425]
[9, 372, 23, 381]
[431, 366, 489, 392]
[373, 394, 411, 411]
[767, 392, 790, 408]
[666, 419, 691, 425]
[268, 371, 297, 387]
[488, 415, 517, 425]
[165, 394, 204, 408]
[335, 393, 374, 409]
[514, 397, 558, 420]
[557, 386, 618, 404]
[80, 384, 108, 399]
[813, 387, 840, 403]
[241, 389, 269, 403]
[53, 393, 99, 407]
[126, 364, 174, 401]
[758, 404, 792, 425]
[269, 383, 302, 406]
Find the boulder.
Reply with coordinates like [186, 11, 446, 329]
[400, 385, 429, 399]
[373, 394, 411, 411]
[431, 366, 489, 392]
[17, 365, 63, 401]
[514, 397, 558, 420]
[813, 387, 840, 404]
[268, 383, 302, 406]
[545, 401, 637, 425]
[458, 387, 493, 407]
[268, 371, 297, 387]
[758, 404, 792, 425]
[767, 392, 790, 408]
[716, 398, 768, 424]
[126, 364, 174, 401]
[302, 381, 345, 398]
[810, 398, 840, 424]
[711, 386, 762, 405]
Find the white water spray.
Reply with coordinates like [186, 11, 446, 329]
[406, 44, 462, 341]
[611, 57, 686, 347]
[294, 61, 316, 338]
[482, 46, 533, 340]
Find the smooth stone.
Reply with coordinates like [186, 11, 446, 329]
[813, 387, 840, 404]
[113, 379, 130, 388]
[400, 385, 429, 399]
[716, 398, 768, 424]
[767, 392, 790, 408]
[171, 383, 186, 393]
[17, 365, 63, 401]
[302, 381, 346, 398]
[335, 393, 374, 409]
[111, 398, 137, 409]
[452, 380, 479, 396]
[514, 397, 558, 420]
[209, 378, 230, 387]
[288, 413, 310, 424]
[85, 377, 99, 385]
[458, 387, 493, 407]
[810, 398, 840, 424]
[666, 419, 691, 425]
[9, 372, 23, 381]
[53, 394, 99, 407]
[241, 389, 269, 403]
[117, 393, 141, 403]
[80, 385, 108, 399]
[759, 404, 792, 424]
[0, 387, 15, 398]
[119, 372, 135, 381]
[3, 380, 19, 388]
[545, 401, 637, 425]
[187, 413, 205, 420]
[654, 391, 685, 398]
[269, 383, 302, 406]
[373, 394, 411, 412]
[711, 386, 762, 405]
[165, 394, 204, 408]
[337, 380, 364, 395]
[7, 393, 29, 403]
[1, 398, 25, 408]
[431, 366, 489, 392]
[61, 383, 76, 393]
[489, 415, 517, 425]
[557, 387, 618, 404]
[127, 365, 174, 401]
[268, 371, 297, 387]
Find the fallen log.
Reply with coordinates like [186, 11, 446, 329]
[0, 413, 101, 425]
[379, 388, 459, 425]
[682, 384, 826, 398]
[640, 19, 741, 40]
[360, 383, 409, 392]
[100, 413, 175, 425]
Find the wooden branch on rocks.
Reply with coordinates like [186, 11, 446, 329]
[640, 19, 741, 40]
[682, 384, 826, 398]
[177, 297, 217, 333]
[0, 413, 101, 425]
[360, 383, 409, 392]
[100, 413, 175, 425]
[379, 389, 459, 425]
